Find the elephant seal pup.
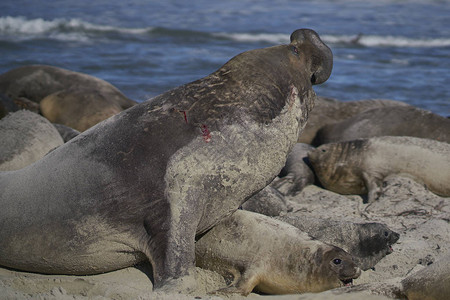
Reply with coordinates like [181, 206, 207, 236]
[0, 110, 64, 171]
[0, 64, 136, 109]
[276, 215, 400, 270]
[313, 105, 450, 145]
[195, 210, 361, 295]
[308, 136, 450, 202]
[299, 97, 409, 144]
[271, 143, 316, 196]
[0, 29, 332, 293]
[40, 88, 124, 132]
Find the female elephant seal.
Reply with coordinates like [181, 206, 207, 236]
[0, 29, 332, 293]
[309, 136, 450, 202]
[196, 210, 361, 295]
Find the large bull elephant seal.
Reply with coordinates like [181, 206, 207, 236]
[0, 29, 332, 293]
[0, 64, 136, 109]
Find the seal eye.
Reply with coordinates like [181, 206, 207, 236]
[333, 259, 342, 265]
[384, 231, 389, 237]
[291, 46, 299, 55]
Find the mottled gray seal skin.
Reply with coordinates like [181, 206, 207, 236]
[0, 29, 332, 293]
[271, 143, 316, 196]
[308, 136, 450, 202]
[241, 185, 288, 217]
[0, 64, 136, 109]
[313, 105, 450, 145]
[299, 97, 409, 144]
[40, 88, 124, 132]
[0, 110, 64, 171]
[52, 123, 81, 143]
[401, 253, 450, 300]
[196, 210, 361, 295]
[276, 215, 400, 271]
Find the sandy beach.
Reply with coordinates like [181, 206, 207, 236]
[1, 173, 448, 300]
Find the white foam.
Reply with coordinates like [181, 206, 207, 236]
[0, 16, 152, 41]
[322, 34, 450, 48]
[214, 32, 289, 44]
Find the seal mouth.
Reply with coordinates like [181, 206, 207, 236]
[341, 278, 354, 286]
[387, 246, 394, 254]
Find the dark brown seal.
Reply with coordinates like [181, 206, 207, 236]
[299, 97, 409, 144]
[196, 210, 361, 295]
[308, 136, 450, 202]
[0, 29, 332, 293]
[276, 215, 400, 271]
[312, 105, 450, 145]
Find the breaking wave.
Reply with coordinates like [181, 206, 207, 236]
[1, 16, 449, 48]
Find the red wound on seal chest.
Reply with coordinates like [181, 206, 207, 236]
[201, 124, 211, 143]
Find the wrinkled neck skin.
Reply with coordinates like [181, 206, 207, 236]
[146, 44, 315, 132]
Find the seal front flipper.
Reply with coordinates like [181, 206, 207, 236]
[362, 171, 383, 203]
[211, 270, 260, 296]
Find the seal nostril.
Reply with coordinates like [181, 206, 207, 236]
[311, 74, 316, 84]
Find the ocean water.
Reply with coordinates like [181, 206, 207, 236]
[0, 0, 449, 116]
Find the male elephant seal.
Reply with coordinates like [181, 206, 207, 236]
[308, 136, 450, 202]
[0, 64, 136, 109]
[195, 210, 361, 295]
[312, 105, 450, 145]
[276, 215, 400, 270]
[0, 29, 332, 293]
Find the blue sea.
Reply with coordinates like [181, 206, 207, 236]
[0, 0, 449, 116]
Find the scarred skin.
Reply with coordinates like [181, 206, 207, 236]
[0, 29, 332, 293]
[196, 210, 361, 295]
[309, 136, 450, 202]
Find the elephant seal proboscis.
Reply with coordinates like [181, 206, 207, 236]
[308, 136, 450, 202]
[0, 110, 64, 171]
[0, 64, 136, 109]
[312, 105, 450, 145]
[195, 210, 361, 295]
[276, 215, 400, 270]
[0, 29, 332, 293]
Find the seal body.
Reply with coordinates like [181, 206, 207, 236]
[0, 29, 332, 292]
[40, 88, 124, 132]
[0, 110, 64, 171]
[308, 136, 450, 202]
[196, 210, 361, 295]
[401, 253, 450, 300]
[276, 215, 400, 270]
[299, 97, 409, 144]
[313, 106, 450, 145]
[0, 64, 136, 110]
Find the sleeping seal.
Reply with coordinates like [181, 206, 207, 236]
[308, 136, 450, 202]
[196, 210, 361, 295]
[0, 29, 332, 293]
[312, 105, 450, 145]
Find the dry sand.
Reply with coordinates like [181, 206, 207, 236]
[1, 174, 448, 300]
